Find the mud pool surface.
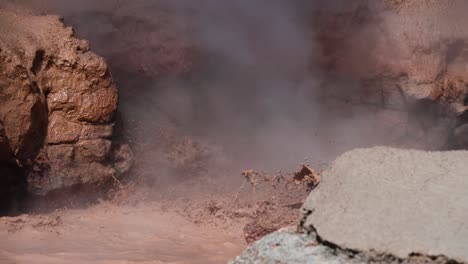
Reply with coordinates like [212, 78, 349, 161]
[0, 202, 245, 264]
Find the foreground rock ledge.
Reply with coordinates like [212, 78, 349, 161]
[302, 147, 468, 260]
[232, 147, 468, 263]
[0, 9, 130, 196]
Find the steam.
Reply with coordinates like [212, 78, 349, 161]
[160, 0, 320, 168]
[12, 0, 451, 176]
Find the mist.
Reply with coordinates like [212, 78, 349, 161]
[8, 0, 452, 178]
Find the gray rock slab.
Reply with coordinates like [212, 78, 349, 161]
[302, 147, 468, 261]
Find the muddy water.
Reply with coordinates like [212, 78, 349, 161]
[0, 203, 245, 264]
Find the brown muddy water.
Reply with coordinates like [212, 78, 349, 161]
[0, 203, 245, 264]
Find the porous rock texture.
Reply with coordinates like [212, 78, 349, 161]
[0, 9, 130, 197]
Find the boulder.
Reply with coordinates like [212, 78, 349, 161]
[302, 147, 468, 261]
[0, 9, 131, 196]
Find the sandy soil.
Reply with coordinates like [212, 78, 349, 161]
[0, 201, 245, 264]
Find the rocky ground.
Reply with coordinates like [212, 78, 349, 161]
[232, 147, 468, 263]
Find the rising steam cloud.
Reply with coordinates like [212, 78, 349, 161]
[8, 0, 452, 176]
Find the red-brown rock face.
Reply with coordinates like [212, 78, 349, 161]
[0, 10, 130, 196]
